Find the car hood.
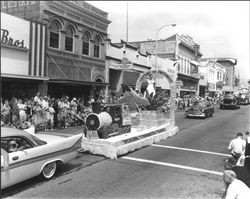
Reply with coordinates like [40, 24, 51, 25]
[188, 106, 203, 110]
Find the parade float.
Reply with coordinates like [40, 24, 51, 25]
[80, 69, 179, 159]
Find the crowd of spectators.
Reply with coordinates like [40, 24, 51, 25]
[1, 92, 95, 131]
[222, 131, 250, 198]
[175, 95, 220, 110]
[1, 89, 222, 131]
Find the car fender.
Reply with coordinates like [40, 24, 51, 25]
[39, 158, 64, 174]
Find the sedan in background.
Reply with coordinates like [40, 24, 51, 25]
[239, 94, 250, 105]
[185, 100, 214, 119]
[220, 94, 240, 109]
[1, 127, 82, 189]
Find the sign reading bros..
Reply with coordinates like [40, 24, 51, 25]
[0, 29, 27, 49]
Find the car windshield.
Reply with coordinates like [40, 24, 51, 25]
[196, 101, 208, 107]
[30, 134, 47, 146]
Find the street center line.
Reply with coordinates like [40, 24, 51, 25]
[152, 144, 231, 157]
[122, 156, 223, 176]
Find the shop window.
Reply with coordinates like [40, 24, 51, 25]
[94, 35, 101, 58]
[82, 32, 90, 55]
[65, 26, 74, 52]
[49, 20, 60, 48]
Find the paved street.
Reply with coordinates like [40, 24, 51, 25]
[2, 105, 250, 199]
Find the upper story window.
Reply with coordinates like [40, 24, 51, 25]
[65, 26, 74, 52]
[94, 35, 101, 58]
[50, 20, 61, 49]
[82, 32, 90, 56]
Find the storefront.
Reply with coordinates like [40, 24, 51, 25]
[177, 73, 199, 97]
[1, 12, 48, 100]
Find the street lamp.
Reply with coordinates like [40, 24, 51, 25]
[154, 24, 176, 89]
[155, 24, 176, 69]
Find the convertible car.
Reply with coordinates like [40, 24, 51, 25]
[1, 127, 82, 189]
[185, 100, 214, 118]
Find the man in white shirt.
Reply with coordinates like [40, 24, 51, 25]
[228, 133, 246, 160]
[223, 170, 250, 199]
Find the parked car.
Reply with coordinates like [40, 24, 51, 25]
[220, 94, 240, 109]
[239, 94, 250, 105]
[185, 100, 214, 118]
[1, 127, 82, 189]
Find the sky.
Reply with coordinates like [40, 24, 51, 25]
[87, 1, 250, 81]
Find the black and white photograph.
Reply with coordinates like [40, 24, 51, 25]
[1, 1, 250, 198]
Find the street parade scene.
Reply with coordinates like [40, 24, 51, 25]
[1, 1, 250, 199]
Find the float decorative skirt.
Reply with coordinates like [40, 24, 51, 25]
[80, 122, 179, 159]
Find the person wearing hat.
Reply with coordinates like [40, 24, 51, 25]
[223, 170, 250, 199]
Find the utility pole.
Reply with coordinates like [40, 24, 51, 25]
[126, 1, 128, 42]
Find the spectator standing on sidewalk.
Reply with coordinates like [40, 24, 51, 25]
[1, 99, 11, 125]
[228, 132, 246, 160]
[222, 170, 250, 199]
[17, 99, 27, 122]
[245, 131, 250, 159]
[42, 96, 50, 131]
[34, 92, 42, 105]
[245, 131, 250, 142]
[10, 98, 20, 128]
[224, 157, 250, 188]
[47, 102, 55, 130]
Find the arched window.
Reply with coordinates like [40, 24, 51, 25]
[65, 26, 74, 52]
[94, 35, 101, 58]
[50, 20, 60, 48]
[82, 32, 90, 56]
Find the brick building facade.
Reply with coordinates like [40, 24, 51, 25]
[1, 1, 110, 100]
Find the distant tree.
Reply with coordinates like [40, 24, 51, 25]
[248, 79, 250, 85]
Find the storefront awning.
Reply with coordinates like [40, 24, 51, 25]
[49, 79, 109, 87]
[178, 73, 199, 81]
